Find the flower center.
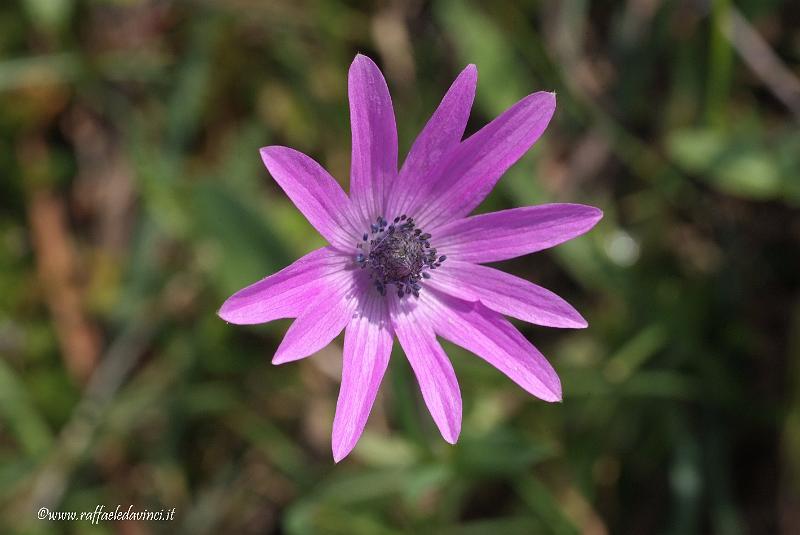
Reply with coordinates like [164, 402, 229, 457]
[355, 215, 446, 298]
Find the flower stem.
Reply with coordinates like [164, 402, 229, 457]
[389, 352, 430, 455]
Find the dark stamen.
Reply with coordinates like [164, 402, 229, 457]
[353, 214, 446, 299]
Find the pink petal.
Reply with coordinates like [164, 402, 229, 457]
[391, 296, 462, 444]
[387, 64, 477, 219]
[427, 261, 587, 329]
[332, 291, 393, 462]
[420, 289, 562, 402]
[272, 274, 359, 365]
[218, 247, 349, 325]
[260, 146, 361, 251]
[348, 54, 398, 223]
[415, 92, 556, 229]
[433, 203, 603, 263]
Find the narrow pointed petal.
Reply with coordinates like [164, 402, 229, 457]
[427, 261, 587, 328]
[348, 54, 398, 222]
[392, 297, 462, 444]
[416, 92, 556, 229]
[387, 64, 477, 218]
[332, 292, 393, 462]
[218, 247, 348, 325]
[260, 146, 361, 250]
[420, 290, 562, 402]
[273, 274, 359, 365]
[433, 203, 603, 263]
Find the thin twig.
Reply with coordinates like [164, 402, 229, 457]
[17, 311, 160, 518]
[721, 7, 800, 120]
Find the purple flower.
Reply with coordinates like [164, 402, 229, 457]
[219, 54, 602, 462]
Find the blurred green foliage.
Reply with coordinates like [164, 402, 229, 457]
[1, 0, 799, 534]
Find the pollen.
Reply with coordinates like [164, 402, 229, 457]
[355, 215, 444, 297]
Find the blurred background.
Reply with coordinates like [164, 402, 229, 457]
[1, 0, 799, 533]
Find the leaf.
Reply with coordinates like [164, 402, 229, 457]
[666, 127, 782, 200]
[454, 429, 554, 476]
[20, 0, 73, 34]
[435, 0, 528, 114]
[0, 358, 53, 457]
[191, 181, 292, 294]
